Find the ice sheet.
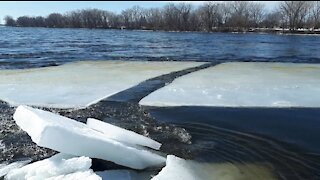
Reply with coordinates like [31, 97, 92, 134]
[0, 160, 31, 178]
[5, 153, 91, 180]
[87, 118, 161, 150]
[140, 62, 320, 107]
[152, 155, 276, 180]
[0, 61, 205, 108]
[13, 105, 166, 170]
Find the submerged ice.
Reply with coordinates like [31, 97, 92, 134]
[152, 155, 276, 180]
[13, 105, 166, 170]
[140, 62, 320, 107]
[0, 61, 204, 108]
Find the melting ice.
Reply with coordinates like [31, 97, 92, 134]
[140, 62, 320, 107]
[0, 61, 205, 108]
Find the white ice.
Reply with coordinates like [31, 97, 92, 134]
[0, 61, 205, 108]
[87, 118, 161, 150]
[5, 153, 91, 180]
[140, 62, 320, 107]
[0, 160, 31, 178]
[13, 105, 166, 170]
[152, 155, 276, 180]
[46, 170, 101, 180]
[95, 170, 153, 180]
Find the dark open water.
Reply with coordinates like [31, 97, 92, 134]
[1, 27, 320, 179]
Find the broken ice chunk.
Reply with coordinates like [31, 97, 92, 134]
[87, 118, 161, 150]
[0, 160, 31, 178]
[5, 153, 91, 180]
[13, 105, 166, 169]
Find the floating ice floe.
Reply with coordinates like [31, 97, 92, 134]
[5, 153, 91, 180]
[13, 105, 166, 170]
[0, 160, 31, 178]
[0, 61, 205, 108]
[87, 118, 161, 150]
[140, 62, 320, 107]
[152, 155, 276, 180]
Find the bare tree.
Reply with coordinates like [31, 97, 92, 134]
[198, 1, 221, 32]
[145, 8, 163, 30]
[262, 10, 282, 28]
[310, 1, 320, 29]
[46, 13, 65, 28]
[65, 10, 82, 28]
[176, 3, 192, 31]
[4, 16, 16, 26]
[248, 2, 266, 28]
[34, 16, 46, 27]
[6, 2, 320, 33]
[163, 3, 180, 31]
[219, 2, 233, 29]
[229, 1, 251, 29]
[279, 1, 311, 31]
[16, 16, 33, 27]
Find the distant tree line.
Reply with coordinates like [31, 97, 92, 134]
[4, 1, 320, 32]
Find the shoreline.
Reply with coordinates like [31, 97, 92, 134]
[3, 25, 320, 35]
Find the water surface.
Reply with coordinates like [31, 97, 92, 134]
[1, 27, 320, 179]
[1, 27, 320, 69]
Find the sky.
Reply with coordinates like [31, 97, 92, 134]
[0, 1, 280, 24]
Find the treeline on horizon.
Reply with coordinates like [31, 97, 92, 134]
[4, 1, 320, 32]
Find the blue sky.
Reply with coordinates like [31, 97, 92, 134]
[0, 1, 279, 24]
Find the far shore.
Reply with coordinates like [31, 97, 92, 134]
[2, 25, 320, 35]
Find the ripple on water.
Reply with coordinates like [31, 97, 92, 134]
[147, 106, 320, 180]
[161, 121, 320, 180]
